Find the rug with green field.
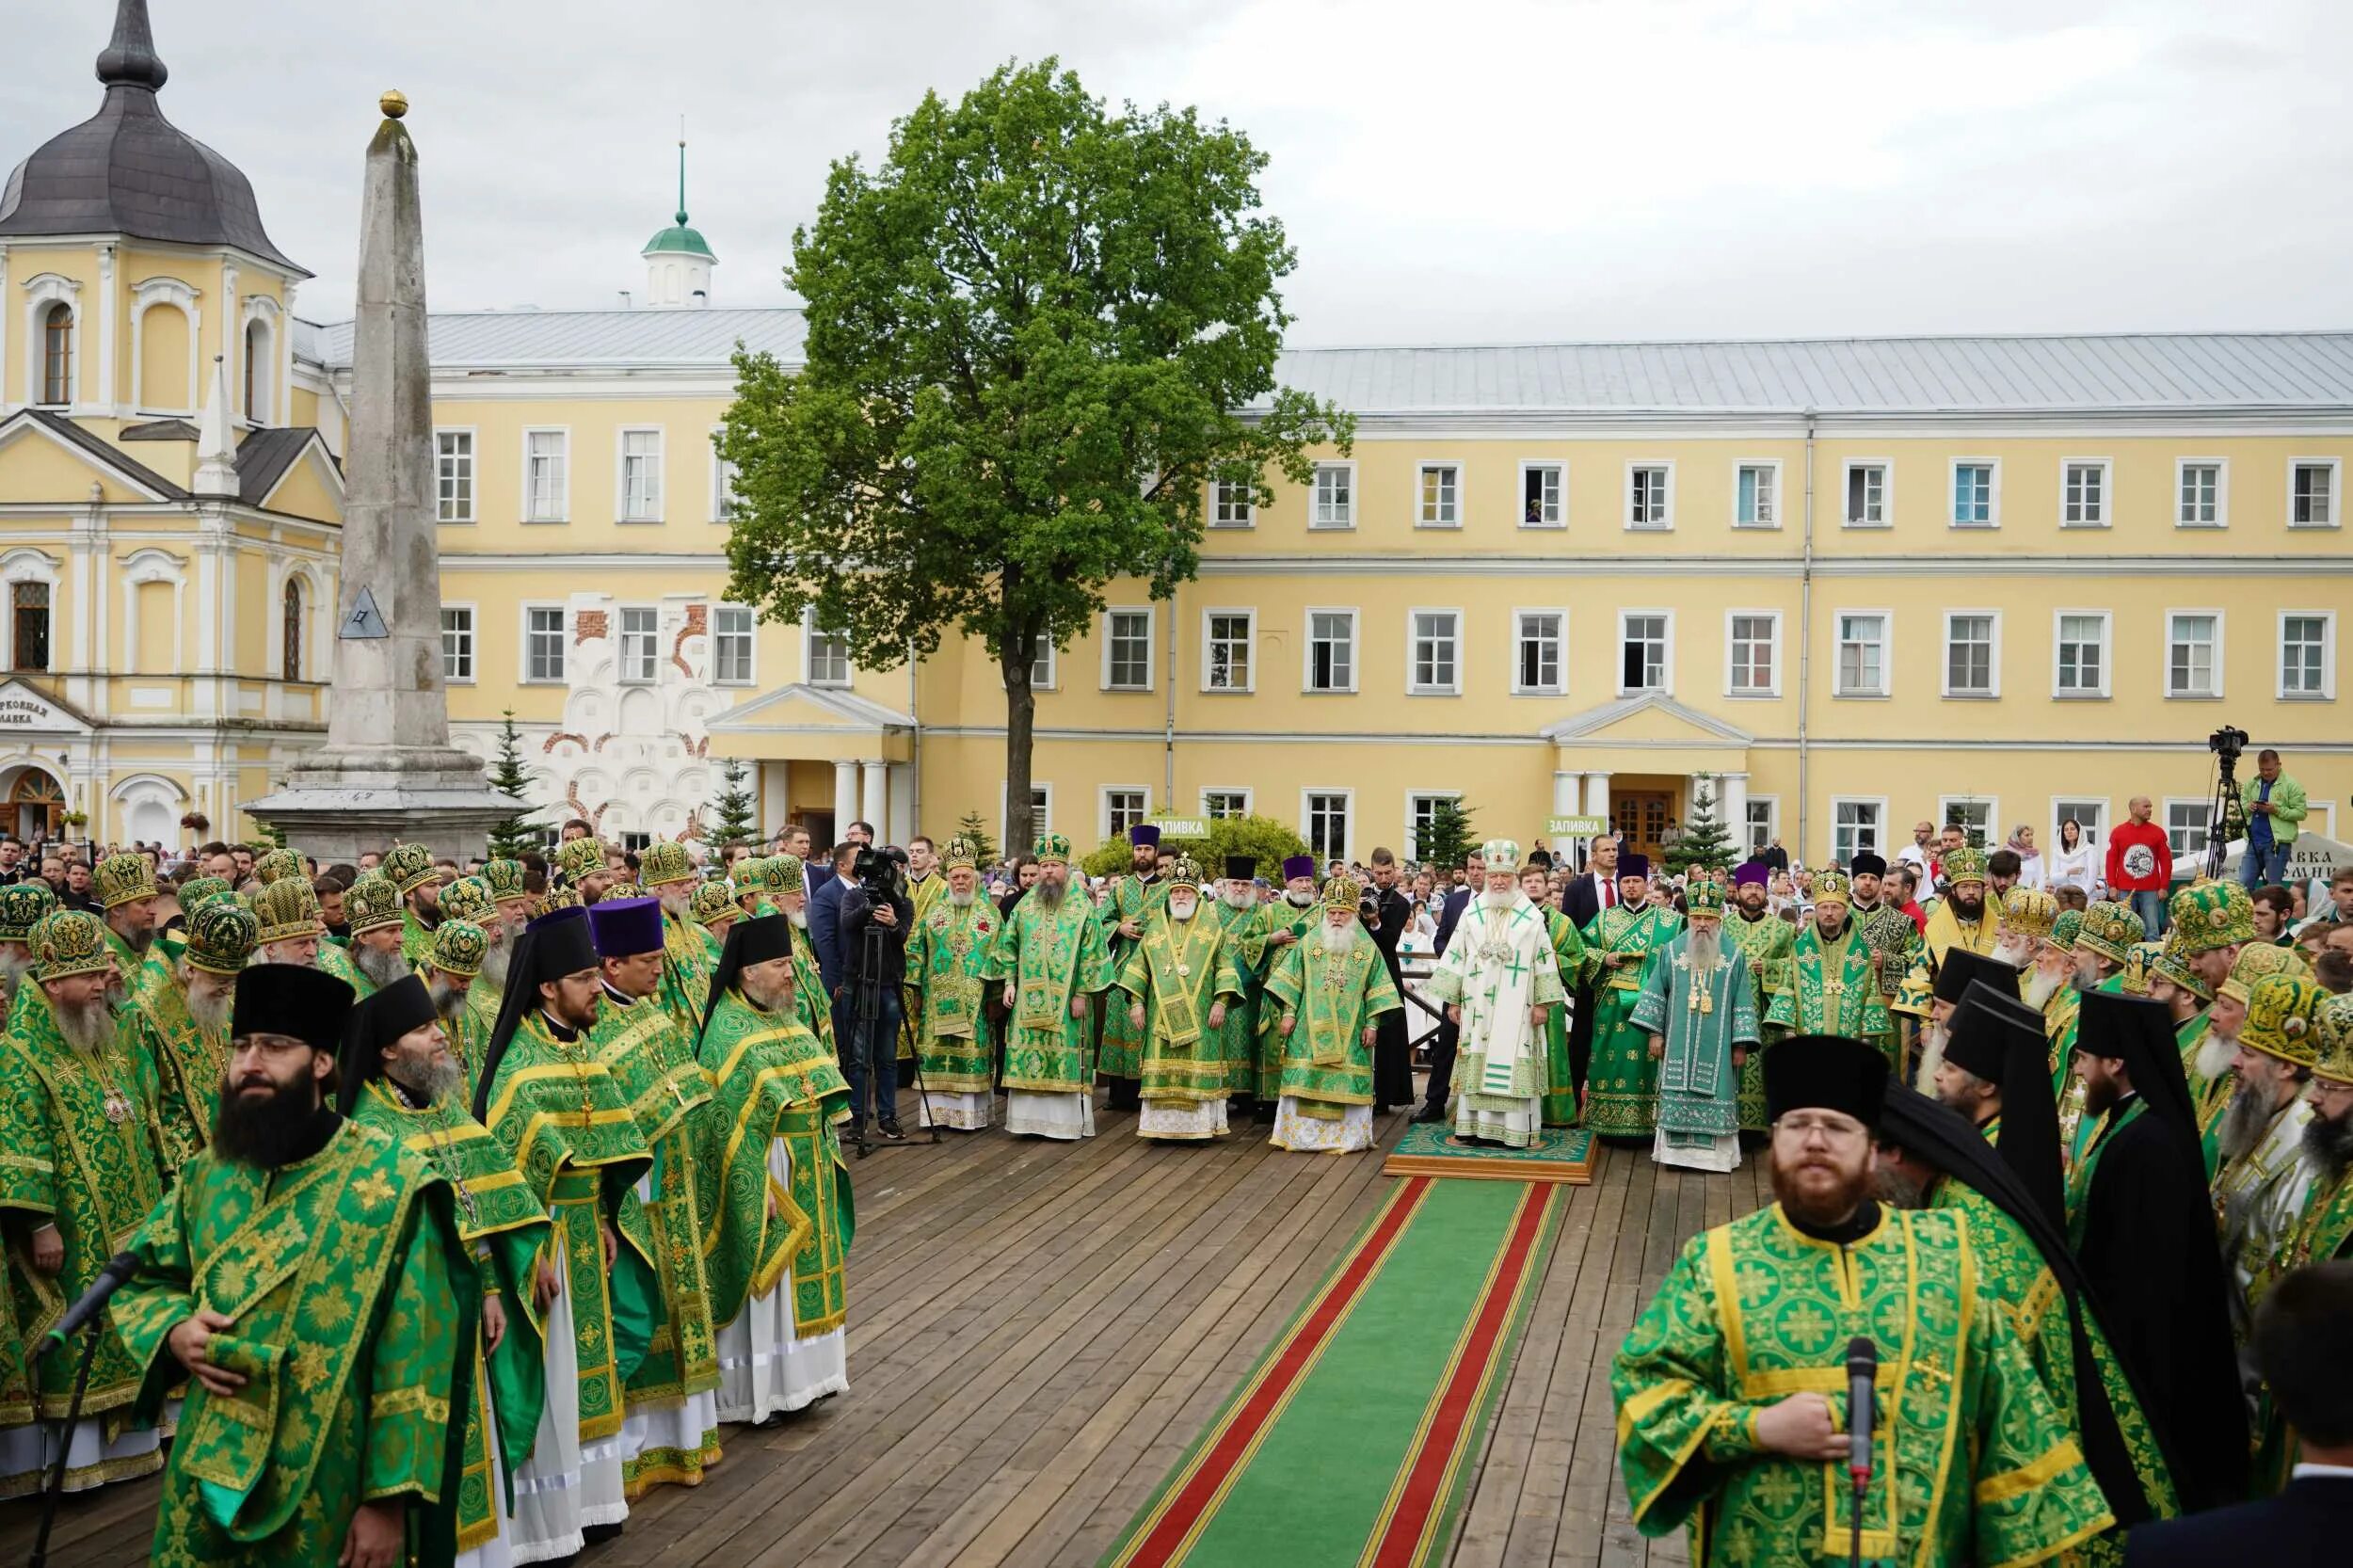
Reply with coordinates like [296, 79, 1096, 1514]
[1100, 1176, 1562, 1568]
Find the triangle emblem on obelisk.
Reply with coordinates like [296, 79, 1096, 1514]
[340, 586, 389, 640]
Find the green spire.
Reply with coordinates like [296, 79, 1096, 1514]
[640, 128, 715, 263]
[676, 136, 688, 226]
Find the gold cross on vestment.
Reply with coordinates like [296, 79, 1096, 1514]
[1781, 1302, 1835, 1352]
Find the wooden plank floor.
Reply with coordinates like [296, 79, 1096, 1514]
[0, 1102, 1770, 1567]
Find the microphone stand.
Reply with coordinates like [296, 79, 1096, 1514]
[27, 1322, 104, 1568]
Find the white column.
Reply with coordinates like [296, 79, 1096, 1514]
[886, 761, 916, 844]
[1583, 771, 1612, 823]
[759, 761, 791, 839]
[0, 245, 10, 408]
[1552, 770, 1577, 815]
[279, 283, 298, 426]
[96, 244, 116, 412]
[1720, 772, 1751, 856]
[831, 759, 857, 831]
[859, 759, 887, 832]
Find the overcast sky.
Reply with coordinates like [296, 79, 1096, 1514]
[6, 0, 2348, 343]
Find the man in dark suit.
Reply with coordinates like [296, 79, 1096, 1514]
[2125, 1260, 2353, 1562]
[1416, 847, 1485, 1123]
[1559, 834, 1622, 1114]
[1365, 846, 1415, 1111]
[808, 840, 856, 1004]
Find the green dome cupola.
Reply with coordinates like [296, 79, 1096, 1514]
[640, 136, 714, 307]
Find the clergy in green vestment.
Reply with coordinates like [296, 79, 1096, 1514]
[92, 852, 162, 985]
[342, 976, 551, 1564]
[130, 899, 258, 1170]
[905, 839, 1001, 1130]
[2145, 941, 2224, 1178]
[342, 873, 410, 999]
[640, 843, 719, 1036]
[1577, 853, 1682, 1140]
[1264, 876, 1401, 1154]
[1613, 1033, 2113, 1568]
[383, 841, 452, 967]
[585, 897, 723, 1499]
[1431, 840, 1566, 1150]
[111, 964, 476, 1568]
[1250, 857, 1323, 1108]
[1520, 863, 1588, 1126]
[1724, 861, 1794, 1133]
[1629, 879, 1757, 1173]
[1096, 825, 1170, 1112]
[984, 836, 1113, 1140]
[752, 855, 837, 1048]
[1894, 844, 2002, 1022]
[690, 880, 742, 950]
[1767, 872, 1894, 1071]
[1202, 857, 1278, 1105]
[0, 881, 56, 1018]
[1117, 856, 1247, 1143]
[421, 920, 492, 1100]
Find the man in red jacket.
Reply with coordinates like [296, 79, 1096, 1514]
[2105, 794, 2175, 939]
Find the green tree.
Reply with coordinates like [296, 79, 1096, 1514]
[955, 809, 999, 872]
[704, 757, 758, 854]
[485, 710, 540, 860]
[719, 59, 1352, 855]
[1413, 796, 1479, 875]
[1079, 813, 1310, 881]
[1666, 775, 1737, 878]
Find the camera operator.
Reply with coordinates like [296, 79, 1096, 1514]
[839, 845, 915, 1141]
[2238, 746, 2306, 891]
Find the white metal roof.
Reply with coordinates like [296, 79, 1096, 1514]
[304, 307, 807, 371]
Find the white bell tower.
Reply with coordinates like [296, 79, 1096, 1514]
[639, 136, 715, 308]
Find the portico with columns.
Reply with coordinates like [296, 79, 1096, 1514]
[705, 682, 917, 848]
[1539, 692, 1755, 867]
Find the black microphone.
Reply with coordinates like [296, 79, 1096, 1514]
[1845, 1336, 1877, 1491]
[42, 1252, 139, 1351]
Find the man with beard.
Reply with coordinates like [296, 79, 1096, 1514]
[1724, 860, 1794, 1134]
[1910, 945, 2019, 1094]
[108, 965, 474, 1567]
[1768, 871, 1894, 1072]
[1577, 852, 1680, 1138]
[1846, 850, 1888, 919]
[0, 881, 56, 1011]
[1520, 861, 1588, 1126]
[1928, 980, 2043, 1148]
[131, 899, 258, 1168]
[2166, 881, 2257, 1176]
[2065, 988, 2250, 1509]
[984, 836, 1112, 1139]
[584, 897, 722, 1500]
[341, 975, 550, 1568]
[92, 851, 160, 983]
[1614, 1033, 2110, 1565]
[1095, 825, 1168, 1114]
[423, 920, 490, 1096]
[638, 841, 716, 1035]
[904, 839, 1000, 1130]
[341, 874, 408, 998]
[696, 915, 854, 1422]
[484, 857, 533, 931]
[436, 878, 512, 1070]
[2215, 976, 2329, 1349]
[555, 836, 616, 908]
[691, 880, 741, 948]
[474, 906, 661, 1551]
[2199, 944, 2313, 1182]
[2072, 901, 2141, 998]
[1117, 856, 1245, 1143]
[2248, 998, 2353, 1478]
[383, 841, 450, 965]
[1241, 855, 1321, 1118]
[1896, 843, 2001, 1023]
[1201, 856, 1276, 1114]
[0, 910, 168, 1492]
[1630, 876, 1757, 1172]
[761, 855, 835, 1048]
[1430, 840, 1565, 1149]
[1265, 875, 1402, 1154]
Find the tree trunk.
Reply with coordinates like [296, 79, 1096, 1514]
[1002, 640, 1035, 858]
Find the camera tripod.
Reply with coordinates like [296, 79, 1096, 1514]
[847, 918, 941, 1159]
[2202, 753, 2245, 883]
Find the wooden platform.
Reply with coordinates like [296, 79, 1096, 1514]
[0, 1108, 1769, 1568]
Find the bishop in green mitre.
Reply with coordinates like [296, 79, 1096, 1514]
[0, 909, 168, 1491]
[1724, 861, 1795, 1132]
[1613, 1034, 2113, 1568]
[1203, 856, 1278, 1107]
[1577, 853, 1682, 1139]
[904, 839, 1000, 1130]
[1117, 856, 1247, 1142]
[92, 851, 162, 986]
[1096, 824, 1170, 1112]
[111, 964, 475, 1568]
[0, 880, 56, 1017]
[1264, 874, 1401, 1154]
[131, 898, 259, 1169]
[1630, 878, 1758, 1173]
[385, 841, 451, 966]
[342, 976, 551, 1566]
[1519, 862, 1589, 1126]
[641, 842, 718, 1035]
[984, 836, 1112, 1140]
[433, 879, 512, 1094]
[1248, 856, 1324, 1110]
[760, 855, 836, 1049]
[472, 906, 662, 1553]
[343, 873, 409, 999]
[1767, 872, 1894, 1071]
[696, 915, 854, 1421]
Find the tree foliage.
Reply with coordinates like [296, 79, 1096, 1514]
[1079, 813, 1310, 881]
[718, 58, 1352, 853]
[1666, 775, 1737, 878]
[1414, 797, 1479, 874]
[705, 758, 759, 854]
[486, 710, 540, 860]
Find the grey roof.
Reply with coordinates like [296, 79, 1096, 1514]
[0, 2, 305, 275]
[17, 409, 184, 498]
[308, 308, 807, 371]
[233, 426, 332, 508]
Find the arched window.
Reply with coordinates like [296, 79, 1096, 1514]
[282, 578, 302, 680]
[244, 318, 272, 422]
[40, 304, 73, 406]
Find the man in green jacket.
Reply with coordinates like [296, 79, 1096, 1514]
[2238, 748, 2307, 890]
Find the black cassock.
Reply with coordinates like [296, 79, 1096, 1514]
[1367, 886, 1415, 1110]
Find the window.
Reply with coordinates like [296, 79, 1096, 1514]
[2053, 799, 2106, 851]
[1103, 789, 1148, 841]
[1304, 792, 1352, 862]
[1835, 613, 1889, 697]
[1417, 464, 1460, 528]
[2054, 612, 2109, 697]
[1410, 610, 1460, 694]
[1627, 464, 1672, 529]
[1305, 610, 1356, 693]
[1727, 613, 1778, 696]
[1744, 799, 1776, 857]
[1620, 613, 1669, 693]
[525, 430, 568, 521]
[2292, 460, 2339, 528]
[1204, 611, 1253, 692]
[524, 607, 566, 682]
[712, 444, 742, 522]
[1104, 608, 1153, 691]
[2167, 612, 2220, 697]
[244, 319, 272, 423]
[1028, 642, 1056, 691]
[1844, 461, 1888, 527]
[1513, 611, 1563, 695]
[1939, 797, 1995, 850]
[1210, 479, 1255, 529]
[1311, 463, 1354, 529]
[2178, 460, 2223, 527]
[435, 430, 474, 522]
[1007, 785, 1051, 838]
[10, 583, 49, 672]
[620, 429, 664, 521]
[618, 607, 659, 684]
[617, 831, 653, 855]
[2281, 613, 2333, 699]
[1734, 463, 1779, 528]
[1950, 462, 1996, 527]
[806, 613, 851, 687]
[440, 607, 475, 682]
[1520, 462, 1563, 528]
[1943, 613, 1998, 697]
[1202, 789, 1251, 820]
[281, 579, 302, 680]
[2061, 461, 2108, 527]
[2165, 800, 2211, 863]
[1833, 799, 1883, 867]
[40, 303, 72, 406]
[1407, 793, 1460, 860]
[712, 605, 755, 685]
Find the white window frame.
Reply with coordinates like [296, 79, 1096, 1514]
[616, 604, 661, 685]
[1833, 609, 1893, 698]
[2165, 608, 2225, 699]
[2059, 458, 2111, 529]
[1209, 477, 1257, 530]
[2309, 802, 2337, 840]
[2175, 457, 2228, 529]
[1941, 609, 2002, 699]
[2288, 457, 2342, 530]
[440, 603, 476, 685]
[520, 602, 568, 685]
[1309, 461, 1356, 530]
[1201, 607, 1257, 694]
[1743, 795, 1779, 857]
[1002, 782, 1053, 841]
[1100, 786, 1151, 843]
[1407, 607, 1463, 696]
[711, 603, 757, 687]
[1723, 609, 1782, 699]
[2050, 608, 2112, 699]
[1830, 796, 1890, 869]
[520, 426, 569, 523]
[434, 426, 476, 524]
[1625, 461, 1674, 531]
[1936, 795, 1999, 851]
[2163, 797, 2213, 863]
[1303, 606, 1359, 695]
[1841, 458, 1892, 529]
[2278, 609, 2336, 700]
[1511, 607, 1567, 696]
[1732, 460, 1783, 530]
[1414, 461, 1463, 529]
[1517, 460, 1566, 529]
[1948, 458, 2000, 529]
[1301, 788, 1354, 864]
[1404, 792, 1463, 858]
[1200, 786, 1254, 821]
[1020, 641, 1057, 693]
[802, 608, 853, 688]
[2050, 797, 2108, 853]
[1617, 608, 1673, 696]
[1100, 606, 1155, 693]
[616, 425, 664, 523]
[710, 427, 741, 523]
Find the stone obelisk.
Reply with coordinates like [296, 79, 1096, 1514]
[248, 93, 520, 861]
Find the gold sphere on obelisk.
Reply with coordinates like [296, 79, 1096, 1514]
[380, 89, 408, 119]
